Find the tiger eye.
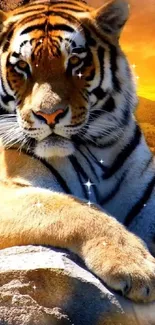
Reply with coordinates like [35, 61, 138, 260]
[17, 60, 28, 69]
[70, 55, 81, 65]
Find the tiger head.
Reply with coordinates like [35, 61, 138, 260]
[0, 0, 136, 158]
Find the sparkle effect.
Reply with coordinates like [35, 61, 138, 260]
[33, 200, 43, 208]
[100, 159, 104, 164]
[77, 72, 83, 79]
[131, 63, 140, 83]
[84, 180, 94, 191]
[84, 180, 94, 206]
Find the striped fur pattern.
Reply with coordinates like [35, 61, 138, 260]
[0, 0, 155, 304]
[0, 0, 137, 158]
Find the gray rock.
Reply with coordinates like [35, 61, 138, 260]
[0, 246, 154, 325]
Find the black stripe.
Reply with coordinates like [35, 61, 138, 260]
[16, 7, 45, 15]
[100, 170, 127, 205]
[16, 13, 45, 27]
[140, 155, 154, 176]
[72, 48, 87, 54]
[0, 31, 8, 47]
[51, 5, 86, 12]
[1, 67, 15, 98]
[21, 24, 46, 35]
[103, 124, 142, 179]
[76, 125, 123, 149]
[43, 11, 78, 24]
[87, 47, 105, 103]
[47, 37, 60, 49]
[85, 68, 95, 81]
[69, 155, 89, 199]
[76, 147, 100, 181]
[17, 1, 47, 8]
[93, 87, 106, 100]
[0, 106, 10, 115]
[120, 104, 130, 127]
[98, 46, 104, 85]
[82, 24, 111, 48]
[0, 76, 7, 94]
[11, 52, 20, 58]
[83, 27, 97, 46]
[0, 24, 15, 48]
[83, 48, 93, 66]
[48, 24, 75, 33]
[89, 109, 104, 120]
[1, 94, 15, 105]
[104, 97, 115, 112]
[3, 30, 14, 52]
[88, 96, 114, 122]
[124, 176, 155, 227]
[76, 147, 101, 202]
[90, 102, 130, 149]
[109, 45, 120, 92]
[95, 137, 120, 149]
[85, 146, 108, 174]
[22, 0, 31, 5]
[38, 158, 72, 194]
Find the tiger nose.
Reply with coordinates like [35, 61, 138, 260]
[34, 109, 64, 125]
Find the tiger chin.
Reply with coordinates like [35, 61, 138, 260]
[0, 0, 155, 305]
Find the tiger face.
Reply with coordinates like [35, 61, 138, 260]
[0, 0, 132, 158]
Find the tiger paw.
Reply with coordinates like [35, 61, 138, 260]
[82, 232, 155, 303]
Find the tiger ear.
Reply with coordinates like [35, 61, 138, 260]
[0, 10, 8, 30]
[92, 0, 130, 38]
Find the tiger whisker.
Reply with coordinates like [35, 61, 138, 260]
[0, 116, 28, 149]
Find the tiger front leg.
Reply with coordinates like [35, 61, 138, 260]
[81, 227, 155, 303]
[0, 187, 155, 303]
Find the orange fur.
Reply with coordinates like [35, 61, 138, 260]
[0, 146, 155, 303]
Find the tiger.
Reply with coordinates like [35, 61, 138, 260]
[0, 0, 155, 305]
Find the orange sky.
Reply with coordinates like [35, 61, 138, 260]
[88, 0, 155, 100]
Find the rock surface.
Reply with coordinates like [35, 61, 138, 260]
[0, 246, 155, 325]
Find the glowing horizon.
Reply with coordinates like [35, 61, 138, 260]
[88, 0, 155, 102]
